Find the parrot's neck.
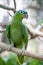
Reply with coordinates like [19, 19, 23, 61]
[13, 17, 23, 26]
[11, 13, 23, 26]
[14, 13, 23, 21]
[15, 17, 22, 22]
[11, 16, 23, 27]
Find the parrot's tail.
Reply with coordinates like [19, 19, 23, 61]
[18, 55, 24, 64]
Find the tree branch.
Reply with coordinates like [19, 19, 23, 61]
[0, 42, 43, 60]
[7, 12, 13, 17]
[13, 0, 16, 10]
[0, 4, 43, 13]
[25, 5, 43, 11]
[0, 4, 16, 13]
[0, 22, 8, 27]
[0, 29, 6, 33]
[0, 22, 43, 39]
[24, 22, 43, 38]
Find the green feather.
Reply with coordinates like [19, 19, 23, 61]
[6, 10, 28, 64]
[6, 24, 11, 44]
[21, 24, 28, 48]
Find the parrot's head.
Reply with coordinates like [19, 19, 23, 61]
[15, 10, 28, 20]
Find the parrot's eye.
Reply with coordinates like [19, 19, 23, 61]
[18, 10, 27, 14]
[21, 11, 23, 13]
[21, 11, 27, 14]
[19, 10, 24, 14]
[19, 11, 23, 14]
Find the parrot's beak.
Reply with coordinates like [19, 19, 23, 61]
[24, 13, 28, 19]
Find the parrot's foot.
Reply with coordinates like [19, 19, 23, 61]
[8, 45, 13, 51]
[20, 48, 25, 56]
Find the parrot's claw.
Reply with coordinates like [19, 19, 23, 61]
[8, 45, 13, 51]
[20, 48, 25, 55]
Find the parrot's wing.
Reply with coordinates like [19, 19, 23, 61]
[21, 24, 28, 47]
[6, 24, 11, 44]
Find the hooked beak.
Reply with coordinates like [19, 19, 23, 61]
[24, 13, 28, 19]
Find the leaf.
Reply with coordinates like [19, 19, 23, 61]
[2, 52, 21, 65]
[29, 58, 41, 65]
[40, 61, 43, 65]
[0, 56, 6, 65]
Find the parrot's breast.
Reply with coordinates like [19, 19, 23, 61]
[11, 26, 23, 47]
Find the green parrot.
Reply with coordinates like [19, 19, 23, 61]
[6, 10, 28, 64]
